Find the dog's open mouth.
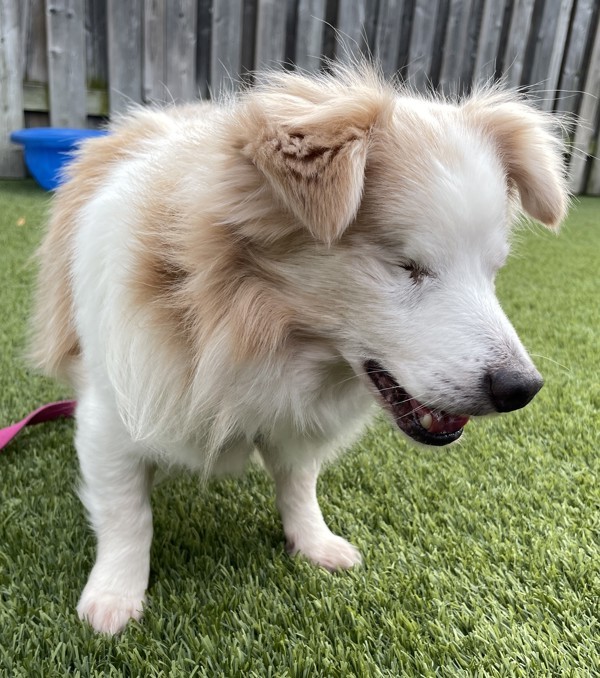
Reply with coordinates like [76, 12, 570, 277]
[364, 359, 469, 446]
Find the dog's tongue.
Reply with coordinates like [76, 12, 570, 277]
[410, 399, 469, 434]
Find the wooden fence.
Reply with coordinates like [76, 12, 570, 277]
[1, 0, 599, 194]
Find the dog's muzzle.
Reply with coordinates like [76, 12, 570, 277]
[364, 360, 469, 446]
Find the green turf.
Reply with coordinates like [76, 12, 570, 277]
[1, 180, 599, 677]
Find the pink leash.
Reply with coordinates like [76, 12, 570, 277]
[0, 400, 76, 451]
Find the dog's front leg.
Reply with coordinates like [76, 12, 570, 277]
[259, 449, 361, 571]
[74, 389, 155, 634]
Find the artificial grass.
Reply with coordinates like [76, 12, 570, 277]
[0, 179, 599, 677]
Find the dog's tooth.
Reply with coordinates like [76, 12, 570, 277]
[419, 413, 433, 430]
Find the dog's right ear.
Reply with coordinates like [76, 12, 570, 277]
[244, 95, 387, 244]
[464, 91, 569, 229]
[250, 123, 368, 244]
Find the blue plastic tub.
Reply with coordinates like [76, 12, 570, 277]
[10, 127, 109, 191]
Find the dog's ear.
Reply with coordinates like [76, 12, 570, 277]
[464, 93, 568, 229]
[246, 100, 381, 244]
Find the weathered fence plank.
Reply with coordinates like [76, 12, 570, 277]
[555, 0, 597, 115]
[503, 0, 536, 88]
[462, 0, 485, 89]
[3, 0, 600, 194]
[22, 0, 48, 84]
[0, 0, 25, 177]
[197, 0, 212, 98]
[568, 18, 600, 193]
[143, 0, 165, 103]
[583, 17, 600, 195]
[335, 0, 368, 64]
[211, 0, 243, 93]
[374, 0, 405, 77]
[46, 0, 87, 127]
[528, 0, 575, 109]
[144, 1, 198, 103]
[589, 152, 600, 196]
[255, 0, 287, 71]
[107, 0, 143, 115]
[240, 0, 258, 77]
[473, 0, 507, 83]
[296, 0, 327, 72]
[438, 0, 474, 95]
[407, 0, 440, 92]
[166, 0, 198, 101]
[85, 0, 108, 90]
[588, 144, 600, 195]
[23, 82, 108, 117]
[363, 0, 381, 52]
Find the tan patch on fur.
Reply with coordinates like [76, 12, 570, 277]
[128, 197, 306, 365]
[123, 71, 398, 364]
[29, 113, 170, 382]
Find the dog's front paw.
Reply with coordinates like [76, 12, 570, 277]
[287, 532, 362, 571]
[77, 586, 145, 634]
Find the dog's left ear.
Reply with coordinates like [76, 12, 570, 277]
[246, 100, 381, 244]
[465, 94, 569, 229]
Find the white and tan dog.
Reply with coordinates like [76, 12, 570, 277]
[30, 65, 568, 634]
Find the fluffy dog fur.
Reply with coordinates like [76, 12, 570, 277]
[30, 64, 568, 634]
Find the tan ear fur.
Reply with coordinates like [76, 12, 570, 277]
[464, 91, 569, 229]
[252, 120, 369, 243]
[242, 70, 394, 243]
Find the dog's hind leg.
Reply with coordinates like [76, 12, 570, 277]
[258, 447, 361, 571]
[74, 385, 155, 634]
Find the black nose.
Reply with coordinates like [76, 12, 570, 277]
[486, 368, 544, 413]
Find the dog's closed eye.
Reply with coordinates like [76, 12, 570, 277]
[398, 261, 430, 283]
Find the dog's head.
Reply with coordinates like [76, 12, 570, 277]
[238, 67, 568, 446]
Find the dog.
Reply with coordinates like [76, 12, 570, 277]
[29, 64, 568, 634]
